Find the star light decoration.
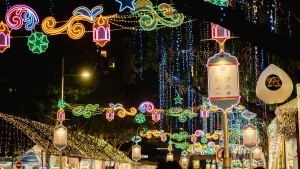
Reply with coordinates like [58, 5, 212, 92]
[174, 90, 183, 105]
[115, 0, 135, 12]
[27, 32, 49, 54]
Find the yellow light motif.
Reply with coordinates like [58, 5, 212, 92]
[42, 15, 93, 39]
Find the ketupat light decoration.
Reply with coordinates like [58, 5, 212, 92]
[5, 4, 39, 31]
[93, 15, 110, 47]
[42, 5, 103, 39]
[135, 113, 146, 123]
[72, 104, 99, 118]
[57, 109, 65, 121]
[152, 109, 160, 122]
[132, 3, 185, 31]
[27, 32, 49, 54]
[0, 21, 10, 53]
[115, 0, 135, 12]
[106, 108, 114, 121]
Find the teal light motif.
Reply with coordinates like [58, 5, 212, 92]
[135, 114, 146, 123]
[210, 0, 229, 7]
[27, 32, 49, 54]
[169, 108, 198, 122]
[58, 99, 66, 109]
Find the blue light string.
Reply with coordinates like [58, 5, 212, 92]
[203, 118, 207, 134]
[139, 29, 143, 80]
[49, 0, 54, 16]
[6, 0, 10, 11]
[159, 39, 167, 130]
[209, 112, 213, 134]
[270, 7, 275, 32]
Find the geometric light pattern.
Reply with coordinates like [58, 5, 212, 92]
[0, 21, 11, 53]
[27, 32, 49, 54]
[115, 0, 135, 12]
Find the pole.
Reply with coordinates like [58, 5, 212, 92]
[222, 111, 231, 169]
[41, 150, 44, 169]
[61, 56, 64, 100]
[59, 150, 62, 169]
[250, 149, 252, 169]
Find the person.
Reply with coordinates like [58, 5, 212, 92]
[156, 161, 182, 169]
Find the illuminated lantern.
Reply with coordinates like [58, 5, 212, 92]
[106, 108, 114, 121]
[161, 134, 167, 142]
[242, 124, 257, 149]
[211, 23, 230, 41]
[193, 160, 200, 169]
[57, 109, 65, 121]
[191, 135, 197, 143]
[152, 109, 160, 122]
[132, 145, 141, 161]
[0, 21, 10, 53]
[200, 110, 209, 118]
[166, 153, 174, 162]
[182, 157, 188, 168]
[93, 15, 110, 47]
[253, 146, 262, 161]
[53, 124, 67, 150]
[256, 64, 293, 104]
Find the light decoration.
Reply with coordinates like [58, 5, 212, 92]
[135, 114, 146, 124]
[0, 21, 10, 53]
[5, 4, 39, 31]
[161, 133, 167, 142]
[173, 90, 183, 105]
[200, 110, 209, 118]
[27, 32, 49, 54]
[152, 109, 161, 122]
[193, 160, 200, 169]
[106, 108, 114, 121]
[190, 134, 197, 143]
[115, 0, 135, 12]
[181, 150, 189, 168]
[242, 124, 257, 149]
[53, 124, 67, 150]
[42, 5, 104, 39]
[57, 99, 66, 109]
[93, 15, 110, 47]
[139, 129, 161, 139]
[132, 3, 185, 31]
[166, 152, 174, 162]
[138, 101, 155, 113]
[169, 108, 198, 122]
[131, 135, 142, 161]
[241, 109, 257, 121]
[170, 132, 189, 142]
[211, 23, 230, 42]
[72, 104, 99, 118]
[57, 109, 65, 121]
[108, 103, 137, 118]
[252, 146, 262, 161]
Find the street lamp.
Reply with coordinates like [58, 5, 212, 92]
[54, 56, 90, 169]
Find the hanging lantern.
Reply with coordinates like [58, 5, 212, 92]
[57, 108, 65, 121]
[106, 108, 114, 121]
[242, 124, 257, 149]
[0, 21, 10, 53]
[193, 160, 200, 169]
[161, 134, 167, 142]
[182, 157, 188, 168]
[200, 110, 209, 118]
[53, 124, 67, 150]
[132, 145, 141, 161]
[166, 152, 174, 162]
[211, 23, 230, 41]
[152, 109, 161, 122]
[253, 146, 262, 161]
[93, 15, 110, 47]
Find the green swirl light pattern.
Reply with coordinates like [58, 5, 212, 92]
[132, 3, 184, 31]
[170, 132, 189, 141]
[72, 104, 99, 118]
[169, 108, 198, 122]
